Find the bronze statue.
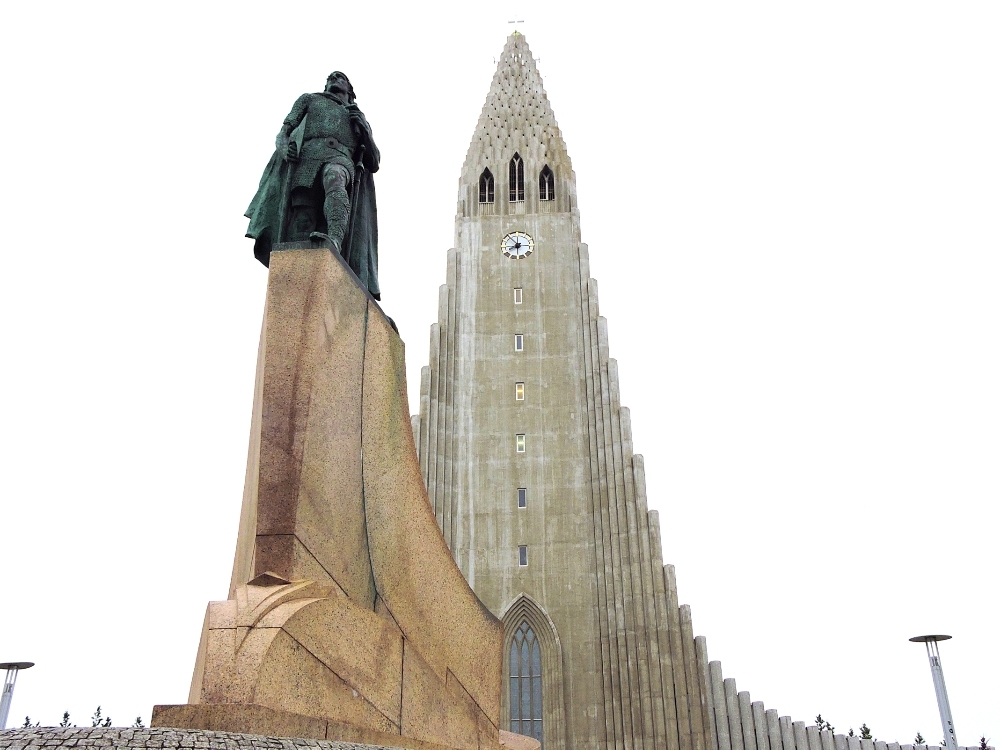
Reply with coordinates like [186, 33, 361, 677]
[246, 72, 381, 299]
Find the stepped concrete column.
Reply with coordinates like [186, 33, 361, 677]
[793, 722, 807, 750]
[751, 702, 769, 750]
[709, 662, 731, 750]
[764, 711, 781, 750]
[723, 679, 743, 750]
[737, 692, 755, 750]
[779, 718, 794, 750]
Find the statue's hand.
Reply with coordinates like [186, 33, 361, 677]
[285, 140, 299, 162]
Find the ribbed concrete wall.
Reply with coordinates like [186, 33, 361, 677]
[413, 31, 985, 750]
[699, 662, 995, 750]
[412, 33, 715, 750]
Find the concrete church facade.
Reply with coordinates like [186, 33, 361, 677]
[411, 31, 985, 750]
[411, 33, 715, 750]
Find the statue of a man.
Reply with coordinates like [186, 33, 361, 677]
[245, 72, 381, 299]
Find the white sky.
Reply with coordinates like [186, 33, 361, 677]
[0, 0, 996, 743]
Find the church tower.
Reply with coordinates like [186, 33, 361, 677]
[412, 32, 993, 750]
[412, 33, 715, 750]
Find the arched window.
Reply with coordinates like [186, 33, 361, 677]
[539, 166, 554, 201]
[509, 621, 542, 745]
[509, 153, 525, 202]
[479, 168, 494, 204]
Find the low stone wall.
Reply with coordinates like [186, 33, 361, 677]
[0, 728, 403, 750]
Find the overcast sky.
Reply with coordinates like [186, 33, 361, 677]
[0, 0, 996, 743]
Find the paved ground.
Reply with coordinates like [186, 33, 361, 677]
[0, 728, 404, 750]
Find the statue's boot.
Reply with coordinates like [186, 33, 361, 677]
[318, 165, 351, 259]
[309, 232, 342, 257]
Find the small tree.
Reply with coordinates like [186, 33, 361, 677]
[849, 729, 856, 738]
[90, 706, 111, 728]
[133, 716, 145, 729]
[816, 715, 835, 732]
[860, 724, 873, 741]
[915, 733, 926, 745]
[59, 711, 74, 728]
[979, 737, 989, 750]
[21, 716, 39, 728]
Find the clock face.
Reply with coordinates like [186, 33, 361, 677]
[501, 231, 534, 259]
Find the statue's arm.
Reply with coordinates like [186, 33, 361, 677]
[349, 107, 380, 173]
[276, 94, 311, 159]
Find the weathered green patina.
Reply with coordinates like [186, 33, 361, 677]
[246, 72, 381, 299]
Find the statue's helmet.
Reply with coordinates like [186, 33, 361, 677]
[327, 71, 356, 101]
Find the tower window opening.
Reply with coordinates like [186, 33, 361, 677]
[515, 382, 525, 401]
[509, 622, 542, 744]
[509, 153, 525, 202]
[514, 334, 523, 351]
[479, 168, 495, 204]
[539, 166, 555, 201]
[518, 546, 528, 566]
[518, 488, 527, 508]
[516, 434, 525, 453]
[514, 287, 522, 304]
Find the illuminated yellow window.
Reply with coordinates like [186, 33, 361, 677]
[515, 382, 525, 400]
[516, 434, 526, 453]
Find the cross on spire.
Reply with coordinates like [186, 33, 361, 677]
[506, 6, 524, 31]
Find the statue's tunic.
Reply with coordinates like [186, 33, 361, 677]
[283, 93, 361, 190]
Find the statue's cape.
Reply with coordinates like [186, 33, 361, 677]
[245, 139, 380, 300]
[344, 167, 379, 299]
[244, 151, 286, 259]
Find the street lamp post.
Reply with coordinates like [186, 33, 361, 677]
[909, 635, 958, 750]
[0, 662, 35, 730]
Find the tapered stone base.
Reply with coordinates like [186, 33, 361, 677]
[159, 245, 502, 750]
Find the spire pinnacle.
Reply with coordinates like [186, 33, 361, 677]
[461, 34, 569, 178]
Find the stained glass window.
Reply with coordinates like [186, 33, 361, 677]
[509, 622, 542, 746]
[539, 166, 554, 201]
[479, 168, 494, 203]
[509, 154, 525, 202]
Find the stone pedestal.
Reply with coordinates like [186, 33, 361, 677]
[153, 246, 503, 750]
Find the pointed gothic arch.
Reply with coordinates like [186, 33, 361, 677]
[509, 153, 525, 202]
[539, 165, 555, 201]
[500, 594, 567, 750]
[479, 168, 495, 203]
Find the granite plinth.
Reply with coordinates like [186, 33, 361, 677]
[159, 246, 501, 750]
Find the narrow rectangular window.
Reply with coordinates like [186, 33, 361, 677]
[518, 545, 528, 566]
[514, 334, 523, 351]
[514, 287, 522, 305]
[517, 488, 527, 508]
[515, 382, 525, 400]
[516, 434, 525, 453]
